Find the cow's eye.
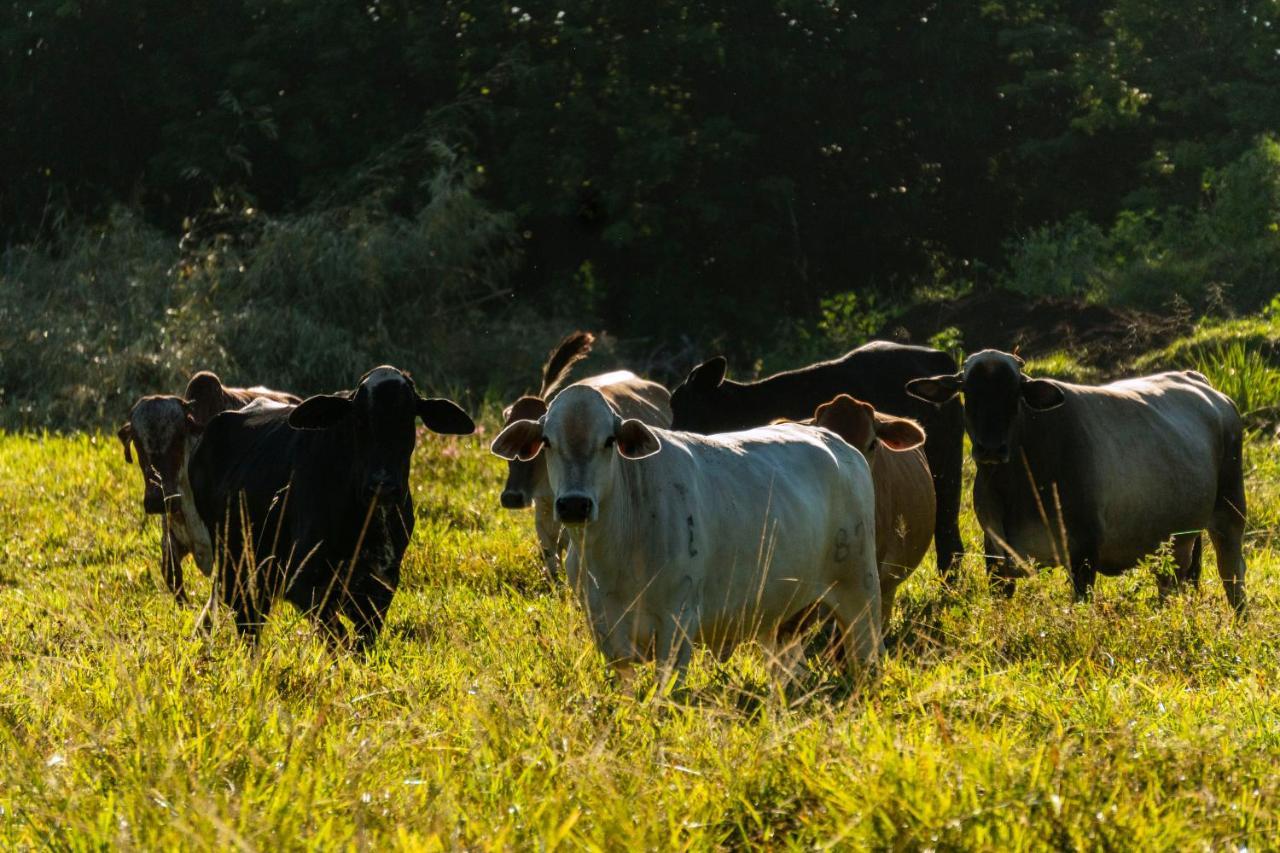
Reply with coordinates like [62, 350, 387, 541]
[542, 439, 552, 450]
[604, 436, 616, 449]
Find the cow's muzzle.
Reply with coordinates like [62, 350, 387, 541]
[500, 490, 530, 510]
[143, 491, 166, 514]
[363, 476, 404, 504]
[554, 494, 595, 525]
[971, 443, 1010, 465]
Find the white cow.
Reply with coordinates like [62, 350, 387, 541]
[491, 385, 882, 686]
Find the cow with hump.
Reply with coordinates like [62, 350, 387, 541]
[498, 331, 672, 583]
[189, 366, 475, 648]
[491, 384, 882, 688]
[906, 349, 1247, 610]
[118, 371, 300, 603]
[812, 395, 935, 628]
[669, 341, 966, 578]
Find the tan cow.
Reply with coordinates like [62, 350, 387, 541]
[499, 332, 671, 582]
[491, 385, 881, 688]
[118, 371, 299, 602]
[813, 395, 934, 628]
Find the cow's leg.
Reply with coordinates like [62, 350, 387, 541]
[1069, 547, 1099, 602]
[223, 553, 266, 644]
[232, 595, 265, 644]
[760, 631, 807, 689]
[345, 569, 399, 652]
[879, 579, 900, 634]
[1158, 532, 1200, 602]
[1185, 533, 1204, 587]
[923, 402, 965, 579]
[826, 579, 882, 681]
[1209, 429, 1248, 615]
[194, 587, 218, 637]
[316, 598, 351, 650]
[984, 531, 1018, 598]
[653, 613, 694, 696]
[161, 524, 189, 604]
[534, 500, 563, 583]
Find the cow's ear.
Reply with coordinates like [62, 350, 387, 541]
[814, 395, 877, 454]
[417, 397, 476, 435]
[905, 373, 963, 405]
[1021, 378, 1065, 411]
[687, 357, 727, 391]
[876, 416, 927, 451]
[289, 394, 353, 429]
[615, 419, 661, 459]
[491, 419, 544, 461]
[117, 423, 134, 463]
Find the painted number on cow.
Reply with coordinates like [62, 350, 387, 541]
[834, 527, 850, 562]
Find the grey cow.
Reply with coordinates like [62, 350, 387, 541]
[907, 349, 1247, 611]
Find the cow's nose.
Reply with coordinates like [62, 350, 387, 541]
[500, 490, 529, 509]
[555, 494, 594, 524]
[143, 492, 165, 514]
[972, 443, 1010, 465]
[364, 477, 401, 503]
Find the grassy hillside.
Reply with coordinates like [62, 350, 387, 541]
[1, 410, 1279, 848]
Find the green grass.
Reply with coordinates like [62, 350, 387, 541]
[1, 419, 1279, 848]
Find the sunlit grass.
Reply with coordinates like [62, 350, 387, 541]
[0, 418, 1278, 848]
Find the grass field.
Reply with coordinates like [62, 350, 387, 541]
[2, 410, 1280, 849]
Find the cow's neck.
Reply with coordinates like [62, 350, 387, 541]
[723, 368, 822, 422]
[568, 454, 662, 587]
[981, 410, 1060, 497]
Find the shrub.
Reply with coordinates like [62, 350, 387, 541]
[0, 146, 525, 430]
[1191, 342, 1280, 421]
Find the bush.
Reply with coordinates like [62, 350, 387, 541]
[0, 147, 527, 430]
[1001, 138, 1280, 311]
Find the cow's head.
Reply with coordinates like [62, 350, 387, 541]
[497, 395, 550, 509]
[813, 394, 926, 460]
[905, 349, 1064, 464]
[490, 386, 660, 525]
[670, 356, 733, 433]
[288, 365, 475, 505]
[118, 395, 203, 514]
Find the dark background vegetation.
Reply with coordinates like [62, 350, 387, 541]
[3, 0, 1280, 427]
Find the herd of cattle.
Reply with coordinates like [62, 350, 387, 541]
[117, 333, 1249, 684]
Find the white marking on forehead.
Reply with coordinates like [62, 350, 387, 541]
[130, 397, 187, 450]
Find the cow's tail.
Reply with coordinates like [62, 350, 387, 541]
[540, 331, 596, 397]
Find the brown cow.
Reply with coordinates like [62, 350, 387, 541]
[813, 395, 934, 628]
[499, 333, 672, 582]
[117, 371, 300, 602]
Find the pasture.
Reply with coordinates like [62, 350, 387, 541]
[3, 392, 1279, 848]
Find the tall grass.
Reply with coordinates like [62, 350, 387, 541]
[1192, 341, 1280, 419]
[0, 147, 568, 431]
[1, 420, 1278, 847]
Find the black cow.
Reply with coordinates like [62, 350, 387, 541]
[907, 349, 1247, 609]
[670, 341, 965, 574]
[189, 366, 475, 648]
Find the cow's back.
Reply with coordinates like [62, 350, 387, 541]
[1008, 371, 1238, 570]
[588, 371, 673, 427]
[609, 425, 875, 648]
[190, 408, 299, 536]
